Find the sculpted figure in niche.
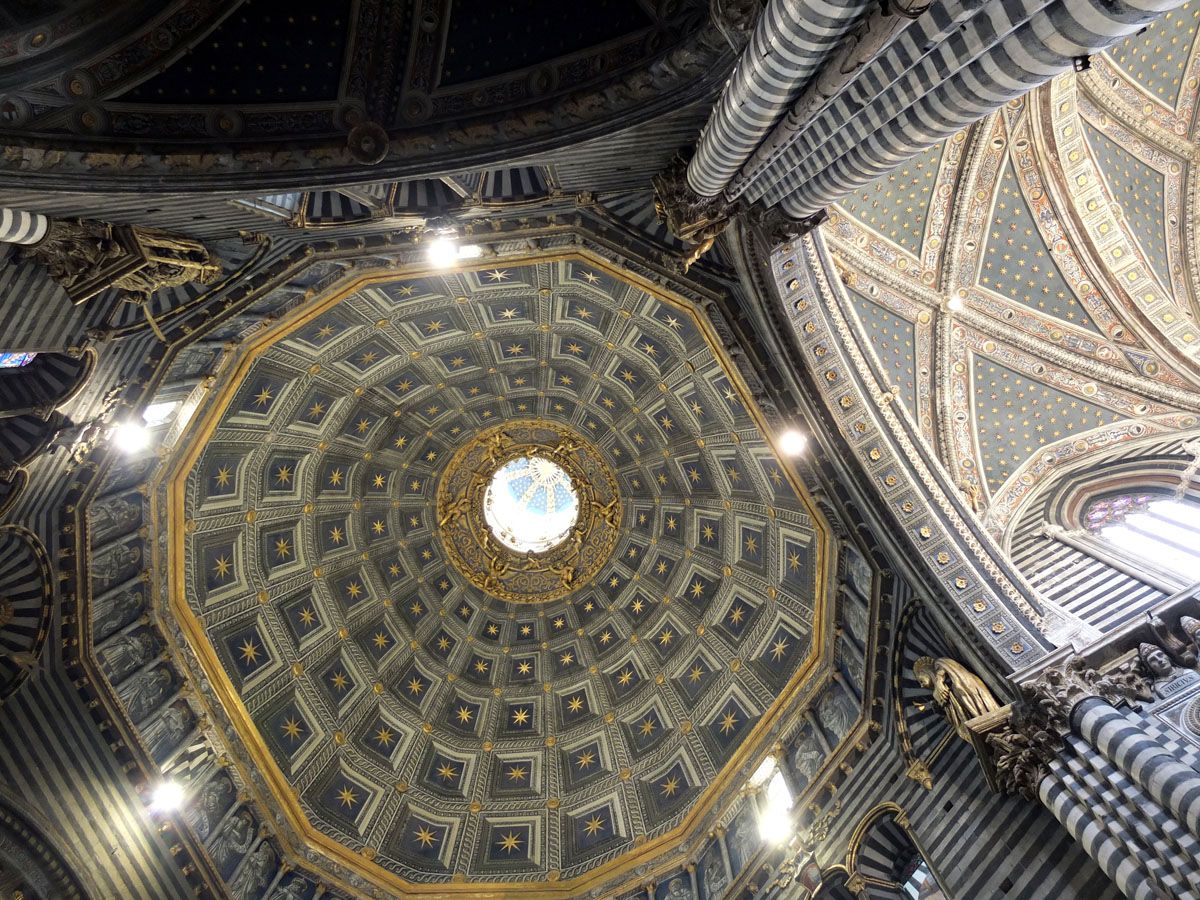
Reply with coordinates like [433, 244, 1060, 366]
[273, 876, 311, 900]
[89, 493, 141, 543]
[663, 876, 691, 900]
[92, 585, 143, 639]
[116, 666, 171, 722]
[185, 776, 233, 839]
[98, 630, 155, 681]
[91, 542, 141, 591]
[143, 703, 193, 759]
[703, 849, 728, 900]
[1138, 642, 1198, 699]
[228, 841, 275, 900]
[913, 656, 1001, 741]
[817, 687, 855, 741]
[208, 808, 255, 871]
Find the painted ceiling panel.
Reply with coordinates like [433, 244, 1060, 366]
[979, 161, 1101, 334]
[971, 356, 1126, 494]
[1082, 121, 1171, 290]
[124, 0, 352, 103]
[1106, 2, 1200, 108]
[440, 0, 653, 86]
[834, 142, 943, 256]
[848, 289, 919, 419]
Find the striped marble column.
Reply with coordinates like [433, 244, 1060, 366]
[777, 0, 1186, 216]
[1040, 772, 1166, 900]
[0, 208, 49, 246]
[1073, 698, 1200, 843]
[685, 0, 872, 198]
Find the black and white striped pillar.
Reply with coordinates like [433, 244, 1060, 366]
[0, 208, 49, 246]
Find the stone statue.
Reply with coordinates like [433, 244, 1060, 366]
[817, 688, 855, 741]
[703, 849, 728, 900]
[663, 876, 691, 900]
[913, 656, 1001, 741]
[98, 630, 155, 681]
[115, 666, 171, 722]
[1138, 642, 1198, 698]
[228, 841, 275, 900]
[143, 703, 193, 759]
[185, 776, 233, 839]
[93, 585, 144, 639]
[89, 493, 142, 543]
[208, 808, 255, 871]
[91, 542, 142, 591]
[652, 155, 741, 273]
[272, 876, 311, 900]
[792, 739, 823, 781]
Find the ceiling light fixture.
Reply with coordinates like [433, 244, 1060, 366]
[779, 430, 808, 456]
[150, 780, 185, 813]
[758, 770, 794, 843]
[947, 295, 964, 311]
[426, 236, 459, 268]
[111, 419, 150, 453]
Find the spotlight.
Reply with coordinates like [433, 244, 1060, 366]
[111, 419, 150, 453]
[947, 295, 964, 312]
[758, 770, 794, 844]
[779, 430, 807, 456]
[426, 236, 458, 268]
[150, 780, 185, 813]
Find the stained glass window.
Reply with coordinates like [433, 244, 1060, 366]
[1090, 495, 1200, 580]
[484, 455, 579, 553]
[0, 352, 36, 369]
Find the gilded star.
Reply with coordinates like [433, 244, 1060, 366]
[356, 417, 371, 432]
[728, 605, 745, 625]
[660, 415, 673, 430]
[691, 401, 704, 416]
[374, 726, 394, 747]
[599, 630, 613, 645]
[567, 695, 584, 714]
[315, 324, 335, 340]
[329, 526, 344, 544]
[345, 581, 362, 599]
[212, 555, 233, 580]
[214, 465, 233, 488]
[396, 379, 412, 393]
[507, 343, 525, 356]
[602, 396, 615, 408]
[389, 563, 402, 576]
[662, 314, 681, 330]
[552, 617, 565, 629]
[336, 785, 358, 808]
[567, 341, 584, 355]
[719, 711, 738, 735]
[394, 435, 408, 449]
[575, 306, 593, 319]
[660, 775, 680, 797]
[689, 664, 705, 683]
[620, 369, 636, 383]
[727, 466, 740, 483]
[411, 601, 423, 616]
[581, 271, 600, 284]
[437, 636, 451, 651]
[771, 636, 790, 660]
[274, 464, 293, 485]
[449, 355, 466, 368]
[788, 551, 803, 571]
[511, 707, 531, 726]
[617, 668, 633, 686]
[456, 705, 474, 724]
[583, 815, 605, 837]
[372, 520, 386, 534]
[520, 625, 532, 636]
[576, 750, 595, 769]
[641, 341, 659, 357]
[517, 661, 532, 675]
[273, 537, 292, 559]
[299, 606, 316, 627]
[658, 629, 673, 646]
[474, 659, 489, 674]
[687, 468, 702, 483]
[656, 561, 669, 575]
[560, 651, 574, 666]
[630, 598, 644, 614]
[359, 351, 377, 366]
[281, 716, 304, 742]
[639, 716, 657, 737]
[407, 677, 424, 695]
[437, 762, 459, 781]
[744, 535, 758, 554]
[500, 307, 518, 319]
[487, 623, 499, 635]
[701, 524, 716, 542]
[497, 831, 523, 854]
[425, 320, 445, 334]
[413, 826, 438, 848]
[330, 671, 349, 691]
[253, 385, 273, 407]
[690, 580, 705, 599]
[328, 468, 343, 486]
[507, 764, 527, 782]
[486, 269, 509, 282]
[373, 631, 390, 649]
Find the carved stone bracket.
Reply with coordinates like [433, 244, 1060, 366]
[20, 218, 221, 306]
[653, 155, 743, 272]
[744, 204, 827, 249]
[971, 655, 1151, 800]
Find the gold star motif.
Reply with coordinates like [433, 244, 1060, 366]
[511, 707, 531, 726]
[214, 465, 233, 488]
[345, 581, 363, 599]
[253, 385, 273, 407]
[281, 716, 304, 742]
[407, 677, 424, 695]
[517, 661, 532, 675]
[788, 551, 802, 571]
[474, 659, 489, 674]
[486, 269, 509, 282]
[372, 520, 386, 534]
[507, 764, 527, 782]
[658, 628, 673, 646]
[567, 341, 584, 355]
[273, 537, 292, 559]
[567, 695, 584, 714]
[576, 750, 596, 769]
[330, 671, 349, 691]
[212, 555, 233, 580]
[373, 631, 390, 649]
[359, 351, 377, 366]
[599, 630, 613, 645]
[617, 668, 633, 686]
[507, 343, 525, 356]
[660, 775, 680, 797]
[581, 271, 600, 284]
[689, 664, 705, 683]
[500, 307, 518, 319]
[437, 762, 459, 781]
[449, 355, 466, 368]
[575, 306, 593, 319]
[336, 785, 358, 808]
[719, 711, 738, 735]
[329, 526, 344, 544]
[438, 636, 451, 651]
[728, 605, 745, 625]
[690, 580, 705, 599]
[639, 716, 657, 737]
[328, 468, 343, 486]
[497, 831, 523, 854]
[560, 651, 574, 666]
[583, 815, 605, 837]
[356, 417, 371, 432]
[456, 705, 474, 724]
[274, 464, 293, 485]
[315, 324, 335, 339]
[771, 637, 790, 660]
[702, 524, 716, 542]
[425, 320, 445, 334]
[299, 606, 316, 627]
[744, 535, 758, 554]
[413, 826, 438, 848]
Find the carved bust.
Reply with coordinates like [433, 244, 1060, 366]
[914, 656, 1001, 741]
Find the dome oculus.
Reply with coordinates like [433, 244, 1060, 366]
[484, 455, 579, 553]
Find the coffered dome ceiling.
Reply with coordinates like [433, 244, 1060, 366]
[163, 254, 831, 889]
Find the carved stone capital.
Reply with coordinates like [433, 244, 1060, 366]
[744, 204, 827, 249]
[652, 155, 742, 272]
[904, 759, 932, 789]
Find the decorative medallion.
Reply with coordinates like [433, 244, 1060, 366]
[437, 420, 621, 603]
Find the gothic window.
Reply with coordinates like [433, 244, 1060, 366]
[1087, 494, 1200, 583]
[0, 352, 36, 368]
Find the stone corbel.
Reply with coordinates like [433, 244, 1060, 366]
[652, 155, 743, 273]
